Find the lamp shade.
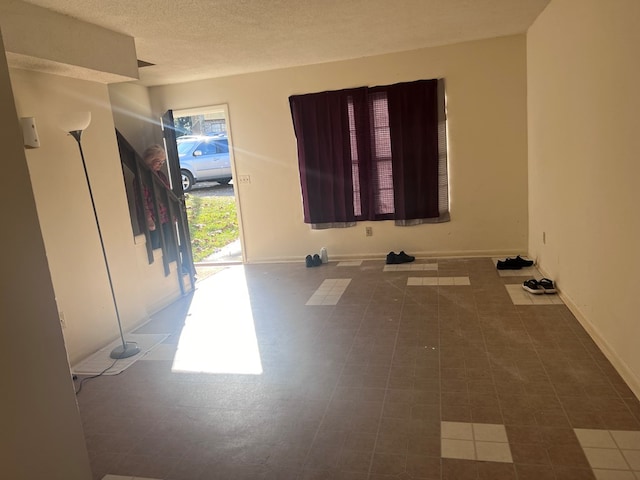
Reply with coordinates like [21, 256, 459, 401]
[58, 111, 91, 133]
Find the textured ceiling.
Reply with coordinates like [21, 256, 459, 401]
[21, 0, 550, 86]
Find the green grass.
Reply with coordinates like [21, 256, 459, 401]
[185, 194, 239, 262]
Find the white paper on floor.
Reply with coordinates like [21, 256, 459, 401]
[71, 333, 169, 375]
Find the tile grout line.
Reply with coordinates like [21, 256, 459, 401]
[297, 279, 371, 475]
[365, 277, 406, 478]
[472, 261, 513, 466]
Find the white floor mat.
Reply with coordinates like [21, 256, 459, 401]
[72, 333, 169, 375]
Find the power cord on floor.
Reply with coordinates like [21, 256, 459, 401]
[73, 358, 120, 395]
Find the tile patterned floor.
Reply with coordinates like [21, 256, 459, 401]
[575, 428, 640, 478]
[306, 278, 352, 305]
[75, 257, 640, 480]
[384, 262, 438, 272]
[407, 276, 471, 286]
[441, 421, 513, 463]
[102, 475, 162, 480]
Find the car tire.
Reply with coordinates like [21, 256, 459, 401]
[217, 178, 232, 185]
[181, 170, 195, 192]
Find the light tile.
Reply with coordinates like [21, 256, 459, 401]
[103, 476, 162, 480]
[384, 263, 438, 272]
[322, 295, 341, 305]
[583, 447, 630, 469]
[531, 294, 557, 305]
[338, 261, 362, 267]
[593, 470, 637, 480]
[441, 438, 476, 460]
[505, 284, 564, 306]
[306, 278, 351, 305]
[473, 423, 508, 442]
[623, 450, 640, 470]
[406, 276, 471, 287]
[612, 431, 640, 450]
[442, 421, 473, 440]
[575, 429, 618, 448]
[475, 441, 513, 463]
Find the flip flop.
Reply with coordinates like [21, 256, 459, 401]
[538, 278, 557, 294]
[522, 279, 544, 295]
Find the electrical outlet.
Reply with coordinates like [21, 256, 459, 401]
[237, 175, 251, 184]
[365, 227, 373, 237]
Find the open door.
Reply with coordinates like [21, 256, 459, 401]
[161, 110, 196, 286]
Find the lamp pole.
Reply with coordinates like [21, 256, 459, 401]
[69, 129, 139, 359]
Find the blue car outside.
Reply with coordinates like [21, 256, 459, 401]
[177, 136, 232, 191]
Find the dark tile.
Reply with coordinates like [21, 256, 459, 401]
[552, 466, 596, 480]
[76, 259, 639, 480]
[441, 458, 478, 480]
[509, 443, 550, 465]
[514, 464, 556, 480]
[505, 424, 544, 444]
[369, 453, 406, 476]
[405, 454, 441, 479]
[470, 405, 503, 423]
[476, 461, 516, 480]
[545, 444, 590, 467]
[441, 404, 472, 422]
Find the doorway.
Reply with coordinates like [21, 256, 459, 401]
[172, 104, 243, 264]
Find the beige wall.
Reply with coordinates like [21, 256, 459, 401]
[109, 82, 161, 155]
[9, 68, 154, 365]
[528, 0, 640, 395]
[0, 32, 91, 480]
[149, 35, 529, 263]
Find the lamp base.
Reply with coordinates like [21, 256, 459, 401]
[110, 342, 140, 359]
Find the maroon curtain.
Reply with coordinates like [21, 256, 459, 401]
[290, 88, 366, 224]
[290, 79, 444, 225]
[385, 79, 440, 220]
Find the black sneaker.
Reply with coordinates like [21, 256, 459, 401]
[305, 255, 313, 268]
[386, 252, 398, 264]
[514, 256, 534, 267]
[312, 254, 322, 266]
[496, 256, 533, 270]
[497, 258, 521, 270]
[397, 251, 415, 263]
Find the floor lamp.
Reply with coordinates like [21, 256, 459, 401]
[61, 112, 140, 359]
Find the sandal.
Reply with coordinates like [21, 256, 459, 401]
[538, 278, 557, 294]
[522, 279, 544, 295]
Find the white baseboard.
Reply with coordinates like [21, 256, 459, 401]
[535, 264, 640, 401]
[247, 250, 525, 264]
[558, 290, 640, 401]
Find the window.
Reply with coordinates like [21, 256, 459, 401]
[290, 79, 449, 228]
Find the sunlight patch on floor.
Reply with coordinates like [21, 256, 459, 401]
[172, 266, 263, 375]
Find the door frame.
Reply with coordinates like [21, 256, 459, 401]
[172, 104, 246, 264]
